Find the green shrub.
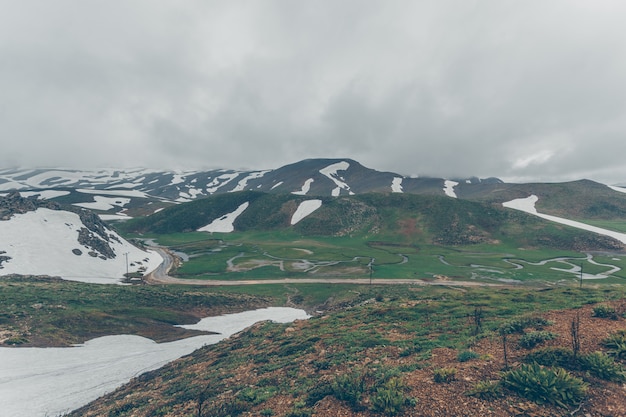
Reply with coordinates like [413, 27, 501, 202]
[523, 347, 576, 369]
[465, 380, 501, 400]
[260, 409, 274, 416]
[502, 363, 588, 408]
[601, 330, 626, 360]
[592, 304, 618, 320]
[499, 317, 551, 335]
[579, 351, 626, 382]
[369, 378, 414, 416]
[518, 331, 558, 349]
[331, 370, 367, 409]
[433, 367, 456, 383]
[457, 350, 480, 362]
[285, 410, 312, 417]
[305, 381, 333, 407]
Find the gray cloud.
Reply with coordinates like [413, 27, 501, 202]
[2, 1, 626, 183]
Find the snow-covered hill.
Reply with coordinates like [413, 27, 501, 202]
[0, 160, 501, 219]
[0, 193, 161, 283]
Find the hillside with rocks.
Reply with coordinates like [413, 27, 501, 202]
[0, 192, 161, 283]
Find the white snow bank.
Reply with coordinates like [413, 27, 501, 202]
[608, 185, 626, 194]
[77, 188, 148, 198]
[230, 170, 270, 192]
[320, 161, 354, 196]
[198, 202, 249, 233]
[291, 200, 323, 225]
[443, 180, 459, 198]
[503, 195, 626, 244]
[0, 208, 162, 283]
[292, 178, 314, 195]
[19, 190, 71, 200]
[206, 173, 240, 194]
[0, 307, 309, 417]
[391, 177, 403, 193]
[73, 196, 131, 211]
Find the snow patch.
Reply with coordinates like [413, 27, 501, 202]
[78, 188, 148, 198]
[0, 208, 162, 283]
[320, 161, 353, 196]
[206, 173, 240, 194]
[443, 180, 459, 198]
[292, 178, 314, 195]
[391, 177, 403, 193]
[73, 196, 131, 211]
[198, 202, 249, 233]
[230, 171, 270, 192]
[0, 308, 309, 417]
[271, 181, 284, 190]
[503, 195, 626, 244]
[608, 185, 626, 194]
[19, 190, 71, 200]
[291, 200, 323, 225]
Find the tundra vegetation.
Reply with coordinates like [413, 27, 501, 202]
[4, 189, 626, 415]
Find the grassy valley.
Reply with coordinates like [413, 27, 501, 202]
[4, 186, 626, 416]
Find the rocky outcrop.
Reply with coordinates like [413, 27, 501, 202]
[0, 191, 60, 220]
[0, 191, 118, 260]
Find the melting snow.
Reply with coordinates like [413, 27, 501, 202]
[391, 177, 404, 193]
[0, 208, 162, 283]
[206, 173, 240, 194]
[319, 161, 354, 196]
[198, 202, 249, 233]
[73, 196, 131, 211]
[443, 180, 459, 198]
[0, 308, 309, 417]
[608, 185, 626, 194]
[230, 171, 270, 192]
[503, 195, 626, 244]
[78, 188, 148, 198]
[19, 190, 71, 200]
[292, 178, 314, 195]
[291, 200, 323, 225]
[271, 181, 283, 190]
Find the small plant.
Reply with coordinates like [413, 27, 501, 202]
[331, 370, 367, 409]
[499, 317, 551, 335]
[579, 351, 626, 382]
[518, 331, 558, 349]
[601, 330, 626, 360]
[285, 410, 312, 417]
[433, 367, 456, 383]
[305, 380, 333, 407]
[524, 347, 576, 369]
[502, 363, 588, 408]
[260, 409, 274, 416]
[369, 378, 414, 416]
[465, 380, 501, 400]
[592, 304, 618, 320]
[457, 350, 480, 362]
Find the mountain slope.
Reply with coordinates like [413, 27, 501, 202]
[3, 159, 626, 224]
[0, 192, 161, 283]
[119, 191, 624, 252]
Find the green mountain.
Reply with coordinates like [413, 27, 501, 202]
[119, 191, 623, 252]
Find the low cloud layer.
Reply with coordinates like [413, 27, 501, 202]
[2, 1, 626, 183]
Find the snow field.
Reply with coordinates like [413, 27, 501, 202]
[291, 200, 323, 225]
[503, 195, 626, 244]
[0, 208, 162, 283]
[0, 308, 309, 417]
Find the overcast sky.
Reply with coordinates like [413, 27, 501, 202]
[2, 1, 626, 184]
